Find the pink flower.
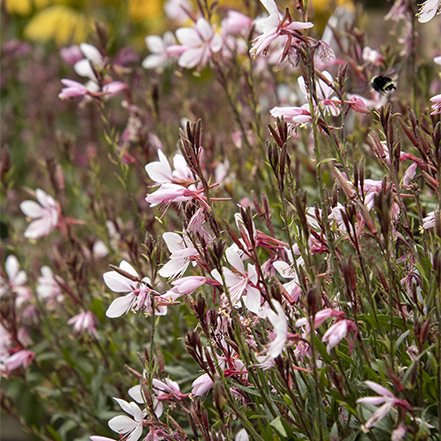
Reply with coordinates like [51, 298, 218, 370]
[270, 106, 312, 125]
[251, 0, 313, 60]
[362, 47, 384, 65]
[0, 256, 32, 306]
[0, 349, 35, 374]
[417, 0, 441, 23]
[161, 276, 210, 301]
[67, 311, 99, 338]
[211, 247, 261, 314]
[322, 319, 358, 354]
[221, 11, 253, 36]
[108, 398, 146, 441]
[58, 79, 97, 99]
[20, 189, 59, 239]
[102, 81, 127, 98]
[356, 381, 411, 430]
[430, 93, 441, 115]
[60, 45, 83, 65]
[103, 261, 166, 318]
[174, 18, 223, 69]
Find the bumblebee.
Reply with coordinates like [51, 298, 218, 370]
[370, 75, 396, 94]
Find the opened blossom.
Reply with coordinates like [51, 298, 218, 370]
[142, 31, 184, 71]
[298, 72, 340, 116]
[67, 311, 99, 338]
[417, 0, 441, 23]
[173, 18, 223, 69]
[36, 266, 64, 306]
[356, 381, 411, 430]
[0, 255, 32, 306]
[251, 0, 313, 62]
[260, 300, 288, 361]
[103, 261, 166, 318]
[211, 247, 261, 314]
[158, 232, 199, 279]
[273, 250, 303, 303]
[108, 398, 146, 441]
[0, 349, 35, 374]
[20, 188, 59, 239]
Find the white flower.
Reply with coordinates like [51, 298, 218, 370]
[211, 247, 261, 314]
[262, 300, 288, 360]
[103, 261, 166, 318]
[142, 31, 182, 71]
[0, 256, 32, 307]
[36, 266, 64, 304]
[273, 249, 303, 303]
[158, 232, 199, 279]
[108, 398, 146, 441]
[20, 189, 59, 239]
[175, 18, 223, 69]
[417, 0, 441, 23]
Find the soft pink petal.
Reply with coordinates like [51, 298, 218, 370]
[364, 380, 394, 397]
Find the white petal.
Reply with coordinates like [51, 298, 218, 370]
[5, 256, 19, 279]
[20, 201, 45, 219]
[158, 258, 187, 278]
[126, 424, 143, 441]
[176, 27, 202, 46]
[24, 219, 52, 239]
[244, 287, 261, 313]
[146, 35, 165, 53]
[178, 47, 203, 68]
[106, 294, 134, 318]
[145, 150, 173, 183]
[260, 0, 279, 15]
[119, 261, 139, 278]
[79, 43, 103, 66]
[74, 59, 98, 82]
[162, 232, 184, 253]
[103, 272, 134, 293]
[196, 18, 214, 41]
[113, 398, 135, 416]
[108, 415, 137, 434]
[226, 248, 244, 274]
[210, 34, 223, 53]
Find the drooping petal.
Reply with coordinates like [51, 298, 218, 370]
[363, 380, 395, 397]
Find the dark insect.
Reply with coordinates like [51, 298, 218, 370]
[370, 75, 396, 94]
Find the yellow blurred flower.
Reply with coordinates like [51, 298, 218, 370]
[129, 0, 163, 21]
[24, 5, 90, 45]
[4, 0, 50, 16]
